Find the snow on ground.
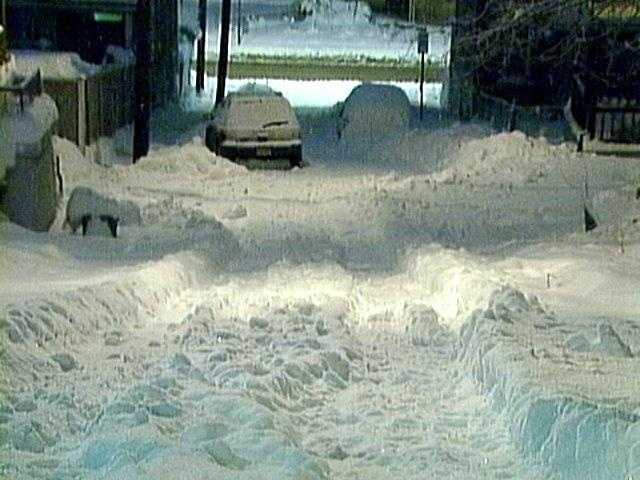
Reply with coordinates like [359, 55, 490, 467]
[2, 83, 640, 479]
[182, 0, 450, 63]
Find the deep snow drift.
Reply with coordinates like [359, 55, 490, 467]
[2, 84, 640, 479]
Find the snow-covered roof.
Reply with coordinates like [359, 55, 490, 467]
[13, 50, 100, 80]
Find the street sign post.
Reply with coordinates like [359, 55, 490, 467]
[418, 32, 429, 120]
[418, 32, 429, 54]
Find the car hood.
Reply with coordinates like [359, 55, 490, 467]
[216, 97, 301, 141]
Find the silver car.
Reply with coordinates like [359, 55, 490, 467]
[206, 92, 303, 169]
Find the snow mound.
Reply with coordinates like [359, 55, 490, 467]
[65, 186, 142, 233]
[134, 139, 247, 179]
[431, 131, 571, 185]
[369, 123, 493, 171]
[338, 83, 411, 144]
[72, 198, 242, 263]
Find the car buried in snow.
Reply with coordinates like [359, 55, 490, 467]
[205, 91, 303, 169]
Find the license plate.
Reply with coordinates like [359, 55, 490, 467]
[256, 147, 272, 157]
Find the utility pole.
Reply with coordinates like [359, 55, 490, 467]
[133, 0, 152, 163]
[236, 0, 242, 45]
[1, 0, 6, 27]
[418, 31, 428, 120]
[215, 0, 232, 106]
[196, 0, 207, 93]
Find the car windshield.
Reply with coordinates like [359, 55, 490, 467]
[226, 97, 297, 130]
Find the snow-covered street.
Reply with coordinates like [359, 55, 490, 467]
[2, 81, 640, 480]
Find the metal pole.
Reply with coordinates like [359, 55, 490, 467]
[196, 0, 207, 93]
[419, 51, 425, 120]
[215, 0, 232, 106]
[133, 0, 152, 163]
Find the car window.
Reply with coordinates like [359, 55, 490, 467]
[225, 97, 298, 129]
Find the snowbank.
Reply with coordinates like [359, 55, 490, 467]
[459, 286, 640, 479]
[367, 123, 493, 170]
[429, 131, 577, 186]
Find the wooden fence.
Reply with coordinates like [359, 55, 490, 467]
[0, 27, 8, 67]
[41, 64, 135, 151]
[570, 75, 640, 147]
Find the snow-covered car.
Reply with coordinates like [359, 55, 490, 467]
[337, 83, 411, 140]
[206, 91, 303, 168]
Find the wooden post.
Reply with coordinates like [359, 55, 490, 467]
[133, 0, 152, 163]
[215, 0, 232, 106]
[196, 0, 207, 93]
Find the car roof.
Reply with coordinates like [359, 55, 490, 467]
[226, 92, 286, 103]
